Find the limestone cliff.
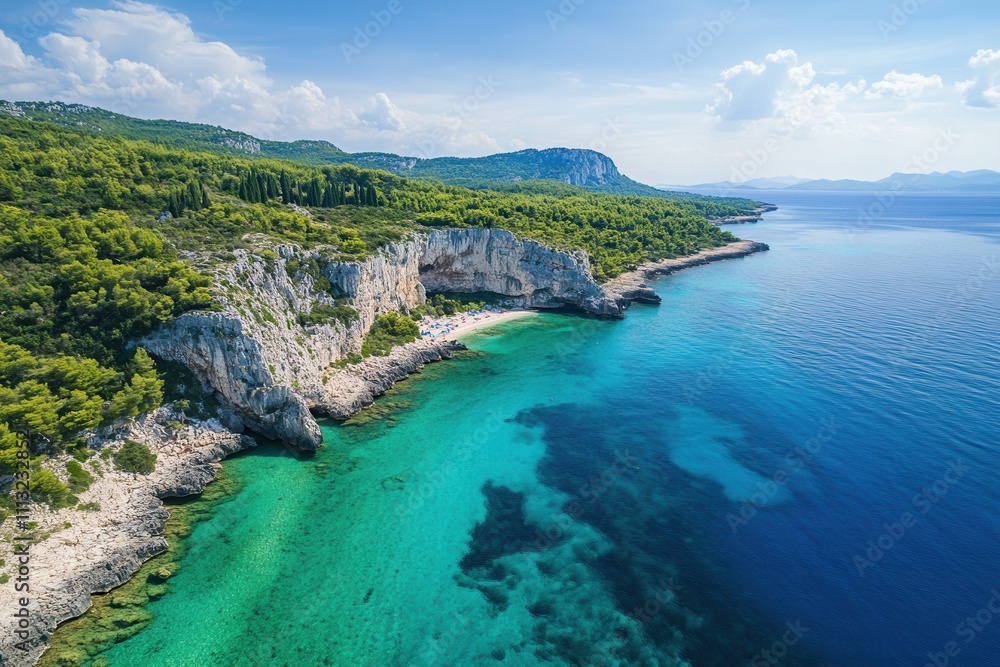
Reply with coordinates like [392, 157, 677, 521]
[420, 229, 623, 316]
[142, 229, 622, 450]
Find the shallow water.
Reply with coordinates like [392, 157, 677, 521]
[90, 192, 1000, 666]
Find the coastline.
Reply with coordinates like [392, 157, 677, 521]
[709, 204, 778, 225]
[605, 240, 770, 306]
[12, 236, 768, 666]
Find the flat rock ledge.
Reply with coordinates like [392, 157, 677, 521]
[606, 240, 770, 306]
[0, 414, 256, 667]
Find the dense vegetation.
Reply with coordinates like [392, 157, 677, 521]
[0, 109, 760, 506]
[361, 313, 422, 358]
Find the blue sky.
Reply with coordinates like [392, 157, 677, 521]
[0, 0, 997, 183]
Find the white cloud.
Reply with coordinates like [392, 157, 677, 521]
[867, 71, 943, 99]
[710, 49, 865, 135]
[712, 50, 817, 122]
[959, 48, 1000, 108]
[0, 30, 36, 71]
[64, 1, 268, 85]
[356, 92, 406, 132]
[39, 34, 110, 83]
[0, 1, 501, 155]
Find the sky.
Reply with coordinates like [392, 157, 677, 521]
[0, 0, 997, 184]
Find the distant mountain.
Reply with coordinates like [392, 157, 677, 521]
[667, 171, 1000, 193]
[787, 171, 1000, 192]
[658, 176, 809, 191]
[1, 101, 680, 199]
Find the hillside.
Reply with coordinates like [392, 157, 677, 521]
[2, 101, 688, 198]
[0, 109, 763, 470]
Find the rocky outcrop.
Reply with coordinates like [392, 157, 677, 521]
[323, 339, 466, 419]
[0, 413, 256, 667]
[143, 229, 622, 449]
[420, 229, 622, 316]
[709, 204, 778, 225]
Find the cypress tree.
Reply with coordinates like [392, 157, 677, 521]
[248, 172, 260, 203]
[312, 176, 323, 206]
[187, 180, 200, 210]
[280, 171, 291, 205]
[258, 173, 268, 201]
[202, 186, 211, 209]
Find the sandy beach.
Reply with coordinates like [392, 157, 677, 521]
[420, 309, 537, 340]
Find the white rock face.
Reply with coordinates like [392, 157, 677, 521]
[143, 229, 623, 449]
[420, 229, 622, 316]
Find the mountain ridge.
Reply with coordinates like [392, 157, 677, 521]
[664, 170, 1000, 193]
[1, 100, 676, 198]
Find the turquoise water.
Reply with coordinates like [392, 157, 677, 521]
[96, 192, 999, 666]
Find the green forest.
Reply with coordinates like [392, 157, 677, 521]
[0, 111, 759, 501]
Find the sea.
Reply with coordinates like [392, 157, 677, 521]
[88, 191, 1000, 666]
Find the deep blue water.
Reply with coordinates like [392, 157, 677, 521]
[632, 190, 1000, 666]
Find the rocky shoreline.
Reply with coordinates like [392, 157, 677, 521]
[0, 412, 256, 666]
[4, 229, 771, 666]
[710, 204, 778, 225]
[605, 240, 770, 306]
[322, 338, 467, 419]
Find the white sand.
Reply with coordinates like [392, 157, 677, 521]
[419, 309, 536, 340]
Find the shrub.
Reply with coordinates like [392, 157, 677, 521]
[361, 313, 420, 358]
[113, 440, 157, 474]
[66, 460, 95, 493]
[299, 303, 359, 328]
[32, 469, 78, 509]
